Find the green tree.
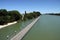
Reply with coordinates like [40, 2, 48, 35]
[0, 9, 8, 16]
[8, 10, 22, 21]
[0, 9, 22, 25]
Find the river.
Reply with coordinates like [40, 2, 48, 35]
[22, 15, 60, 40]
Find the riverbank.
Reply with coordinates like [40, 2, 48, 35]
[0, 21, 17, 29]
[22, 15, 60, 40]
[11, 16, 40, 40]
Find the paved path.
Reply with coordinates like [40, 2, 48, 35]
[0, 21, 17, 29]
[11, 17, 40, 40]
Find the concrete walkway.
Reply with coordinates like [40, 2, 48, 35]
[11, 17, 40, 40]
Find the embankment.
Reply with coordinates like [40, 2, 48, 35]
[11, 16, 40, 40]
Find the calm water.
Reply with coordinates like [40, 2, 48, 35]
[0, 19, 34, 40]
[22, 15, 60, 40]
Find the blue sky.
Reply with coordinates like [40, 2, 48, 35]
[0, 0, 60, 14]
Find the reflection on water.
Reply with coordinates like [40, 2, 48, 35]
[22, 15, 60, 40]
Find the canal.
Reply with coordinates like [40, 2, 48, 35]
[22, 15, 60, 40]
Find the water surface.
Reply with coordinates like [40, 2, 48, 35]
[22, 15, 60, 40]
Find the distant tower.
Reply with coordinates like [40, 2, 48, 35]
[25, 11, 27, 15]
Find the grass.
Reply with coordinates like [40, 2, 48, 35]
[0, 19, 34, 40]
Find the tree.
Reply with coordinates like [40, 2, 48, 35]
[8, 10, 22, 21]
[23, 11, 41, 20]
[0, 9, 8, 16]
[0, 9, 22, 25]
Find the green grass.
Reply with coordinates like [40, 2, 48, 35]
[0, 19, 34, 40]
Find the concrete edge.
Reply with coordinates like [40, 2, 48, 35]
[11, 16, 40, 40]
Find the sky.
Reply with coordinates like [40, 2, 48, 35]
[0, 0, 60, 14]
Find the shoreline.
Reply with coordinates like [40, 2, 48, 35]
[0, 21, 17, 29]
[11, 17, 40, 40]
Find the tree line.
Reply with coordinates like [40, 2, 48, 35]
[45, 13, 60, 16]
[0, 9, 41, 25]
[23, 11, 41, 20]
[0, 9, 22, 25]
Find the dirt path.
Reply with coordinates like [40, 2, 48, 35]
[0, 21, 17, 29]
[11, 17, 40, 40]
